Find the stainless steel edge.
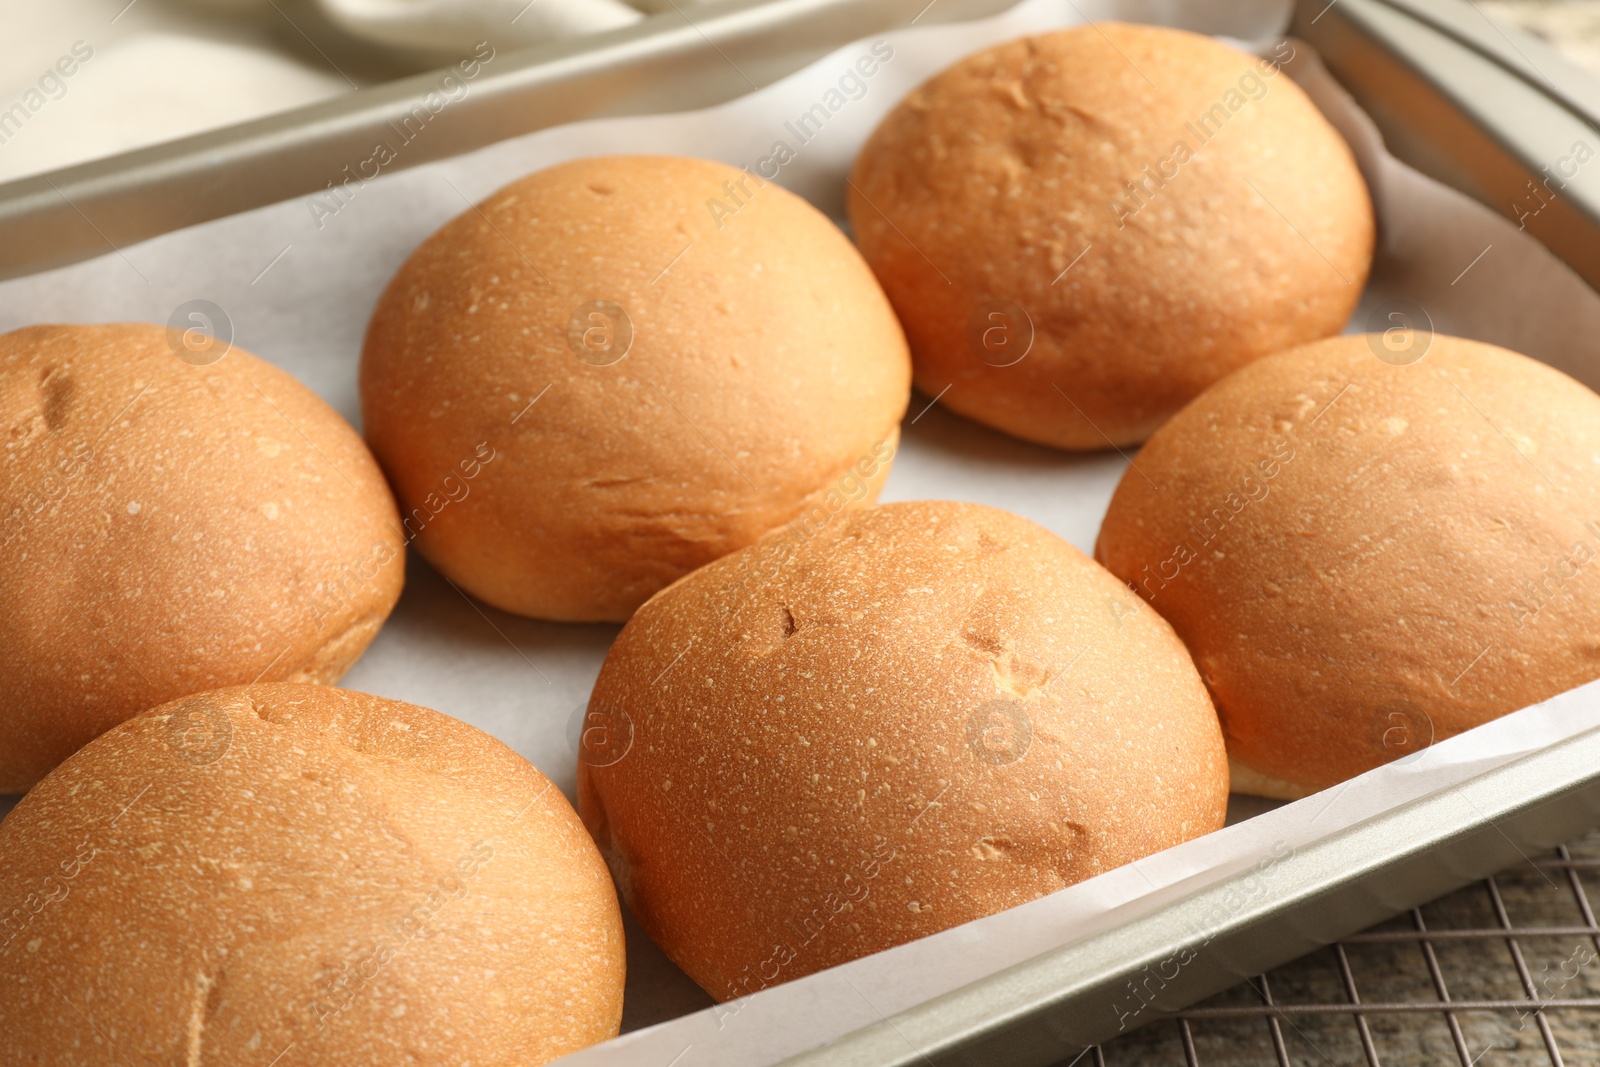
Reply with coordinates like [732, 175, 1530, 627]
[1292, 0, 1600, 293]
[9, 0, 1600, 1064]
[1379, 0, 1600, 115]
[0, 0, 1012, 282]
[775, 720, 1600, 1066]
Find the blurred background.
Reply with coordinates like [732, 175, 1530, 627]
[1, 0, 1592, 186]
[0, 0, 700, 183]
[1479, 0, 1600, 73]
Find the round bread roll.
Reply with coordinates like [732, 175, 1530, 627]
[578, 500, 1227, 998]
[361, 154, 911, 623]
[0, 324, 403, 793]
[1095, 333, 1600, 797]
[0, 683, 624, 1065]
[848, 23, 1373, 450]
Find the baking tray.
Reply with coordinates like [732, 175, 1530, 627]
[4, 0, 1600, 1063]
[0, 0, 1017, 282]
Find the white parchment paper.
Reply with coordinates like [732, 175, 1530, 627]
[5, 0, 1600, 1061]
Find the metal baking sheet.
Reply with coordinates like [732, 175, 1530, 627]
[4, 0, 1600, 1064]
[0, 0, 1020, 282]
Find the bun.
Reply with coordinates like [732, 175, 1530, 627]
[0, 324, 403, 792]
[0, 683, 625, 1065]
[578, 500, 1227, 998]
[848, 23, 1373, 449]
[361, 154, 910, 622]
[1095, 334, 1600, 796]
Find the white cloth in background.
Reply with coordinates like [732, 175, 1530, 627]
[316, 0, 647, 55]
[0, 0, 707, 184]
[0, 32, 349, 182]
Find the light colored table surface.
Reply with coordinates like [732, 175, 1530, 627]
[0, 0, 705, 184]
[1478, 0, 1600, 75]
[0, 0, 403, 182]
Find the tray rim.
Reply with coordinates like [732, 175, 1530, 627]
[772, 710, 1600, 1065]
[0, 0, 1003, 282]
[6, 0, 1600, 1064]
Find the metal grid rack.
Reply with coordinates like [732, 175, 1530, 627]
[1087, 832, 1600, 1065]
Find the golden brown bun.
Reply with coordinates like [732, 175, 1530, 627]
[848, 24, 1373, 450]
[0, 683, 624, 1065]
[0, 324, 403, 792]
[1096, 334, 1600, 794]
[578, 500, 1227, 999]
[361, 154, 911, 623]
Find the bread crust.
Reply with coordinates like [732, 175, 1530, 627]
[0, 324, 403, 792]
[0, 683, 624, 1065]
[1096, 333, 1600, 793]
[361, 154, 911, 622]
[849, 23, 1373, 449]
[579, 500, 1227, 999]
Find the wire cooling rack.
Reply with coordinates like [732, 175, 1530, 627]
[1088, 831, 1600, 1065]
